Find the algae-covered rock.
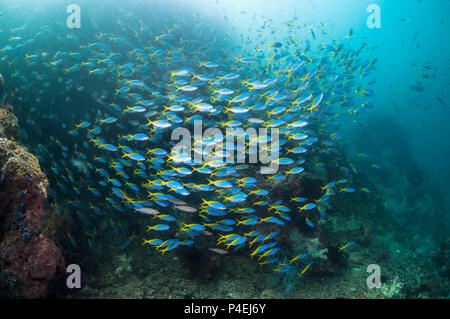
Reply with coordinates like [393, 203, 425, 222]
[0, 106, 65, 298]
[0, 107, 19, 141]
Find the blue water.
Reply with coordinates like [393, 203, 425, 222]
[0, 0, 448, 298]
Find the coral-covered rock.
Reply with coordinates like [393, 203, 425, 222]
[0, 106, 65, 298]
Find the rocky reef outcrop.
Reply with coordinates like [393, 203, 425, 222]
[0, 105, 65, 298]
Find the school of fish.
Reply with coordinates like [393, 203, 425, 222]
[0, 3, 376, 277]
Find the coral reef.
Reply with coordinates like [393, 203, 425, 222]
[114, 254, 133, 278]
[67, 117, 449, 300]
[305, 238, 328, 260]
[380, 276, 404, 298]
[365, 276, 404, 299]
[0, 106, 65, 298]
[176, 247, 222, 282]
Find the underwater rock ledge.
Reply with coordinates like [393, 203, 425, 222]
[0, 105, 65, 298]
